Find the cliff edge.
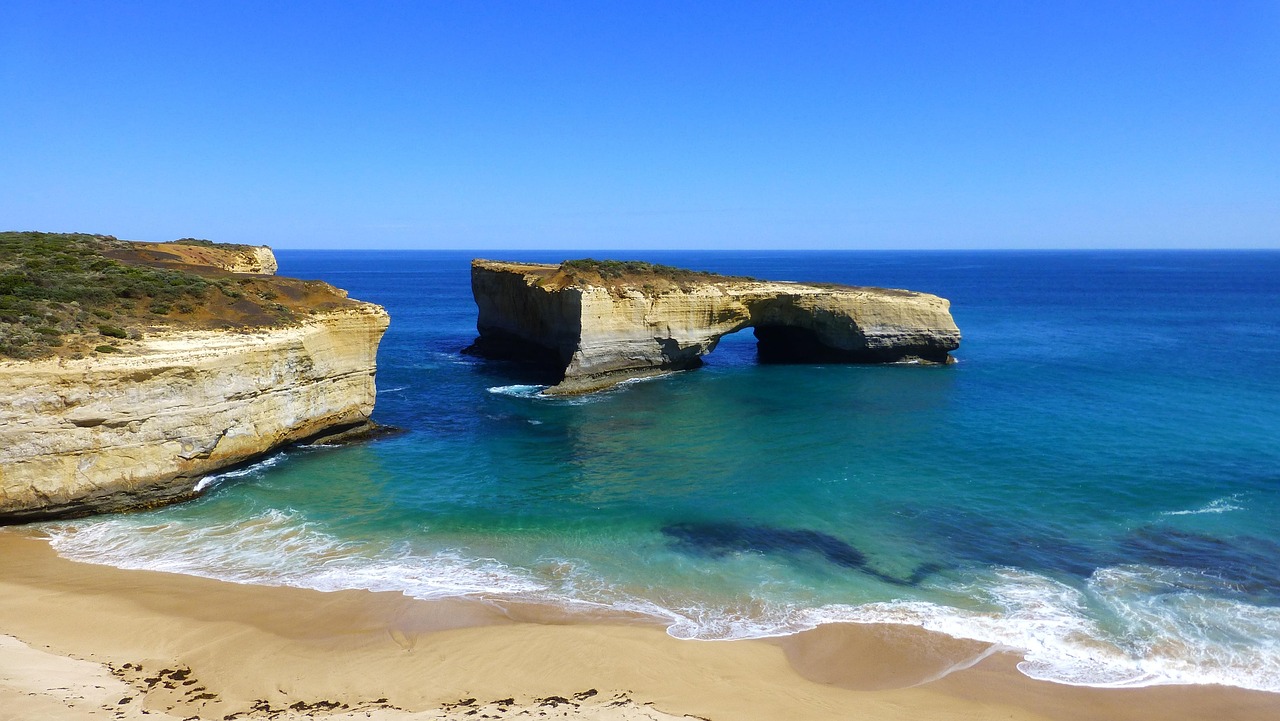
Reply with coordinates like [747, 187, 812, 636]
[0, 233, 389, 522]
[464, 259, 960, 395]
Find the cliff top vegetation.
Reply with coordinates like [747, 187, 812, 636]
[169, 237, 257, 251]
[560, 258, 722, 280]
[0, 231, 356, 360]
[535, 258, 753, 294]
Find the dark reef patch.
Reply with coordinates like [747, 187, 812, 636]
[661, 521, 940, 587]
[1119, 527, 1280, 604]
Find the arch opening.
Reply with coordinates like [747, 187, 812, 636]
[699, 323, 882, 366]
[700, 326, 759, 368]
[753, 324, 852, 364]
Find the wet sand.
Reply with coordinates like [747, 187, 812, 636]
[1, 530, 1276, 720]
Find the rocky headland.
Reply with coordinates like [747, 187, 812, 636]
[0, 233, 388, 522]
[464, 259, 961, 394]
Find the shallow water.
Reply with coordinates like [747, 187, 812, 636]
[43, 250, 1280, 692]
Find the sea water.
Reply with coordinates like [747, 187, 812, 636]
[41, 250, 1280, 692]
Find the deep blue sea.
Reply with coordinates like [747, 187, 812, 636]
[43, 250, 1280, 691]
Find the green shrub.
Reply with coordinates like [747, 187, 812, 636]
[170, 237, 254, 251]
[561, 258, 723, 280]
[97, 324, 127, 338]
[94, 344, 121, 353]
[0, 231, 283, 358]
[2, 232, 210, 328]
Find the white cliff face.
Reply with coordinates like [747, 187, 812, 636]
[119, 242, 279, 274]
[0, 304, 388, 521]
[466, 260, 962, 395]
[564, 284, 752, 383]
[220, 246, 279, 274]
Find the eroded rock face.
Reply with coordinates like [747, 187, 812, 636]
[205, 244, 278, 274]
[109, 241, 279, 275]
[465, 260, 961, 394]
[0, 305, 389, 522]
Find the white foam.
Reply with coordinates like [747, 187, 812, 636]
[614, 372, 676, 387]
[628, 566, 1280, 693]
[486, 384, 547, 398]
[192, 453, 286, 493]
[1162, 494, 1244, 516]
[430, 351, 478, 366]
[41, 518, 1280, 694]
[44, 512, 547, 600]
[784, 567, 1280, 693]
[486, 373, 680, 404]
[484, 384, 606, 406]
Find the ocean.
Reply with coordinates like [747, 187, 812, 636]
[40, 250, 1280, 692]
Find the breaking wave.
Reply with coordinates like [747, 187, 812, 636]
[41, 518, 1280, 694]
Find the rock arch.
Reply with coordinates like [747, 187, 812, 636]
[464, 260, 961, 395]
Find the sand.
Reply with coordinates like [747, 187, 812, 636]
[1, 529, 1276, 721]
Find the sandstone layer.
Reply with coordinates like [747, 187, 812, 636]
[0, 304, 388, 522]
[465, 260, 961, 394]
[106, 241, 279, 275]
[0, 239, 390, 523]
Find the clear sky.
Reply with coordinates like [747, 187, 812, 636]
[3, 1, 1277, 249]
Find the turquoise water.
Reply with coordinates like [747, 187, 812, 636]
[43, 251, 1280, 691]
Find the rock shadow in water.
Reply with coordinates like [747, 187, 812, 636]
[1118, 527, 1280, 605]
[661, 521, 940, 587]
[904, 507, 1106, 579]
[905, 506, 1280, 604]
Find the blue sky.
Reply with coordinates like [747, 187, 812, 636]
[2, 1, 1277, 249]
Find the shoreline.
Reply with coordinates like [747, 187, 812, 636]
[2, 530, 1276, 720]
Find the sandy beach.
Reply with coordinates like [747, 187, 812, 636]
[1, 529, 1275, 721]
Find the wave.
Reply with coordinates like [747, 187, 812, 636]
[192, 453, 287, 493]
[802, 567, 1280, 692]
[486, 373, 677, 402]
[484, 384, 605, 406]
[41, 517, 1280, 694]
[486, 384, 547, 398]
[43, 511, 546, 599]
[654, 567, 1280, 692]
[429, 351, 479, 366]
[1162, 495, 1244, 516]
[615, 372, 676, 387]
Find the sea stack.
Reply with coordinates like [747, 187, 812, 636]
[464, 259, 961, 394]
[0, 233, 389, 522]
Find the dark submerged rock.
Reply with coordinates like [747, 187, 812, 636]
[661, 521, 941, 587]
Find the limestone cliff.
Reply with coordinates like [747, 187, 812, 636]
[0, 232, 389, 522]
[108, 241, 279, 275]
[465, 260, 962, 395]
[0, 304, 388, 522]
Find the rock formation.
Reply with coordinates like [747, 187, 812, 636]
[465, 259, 961, 394]
[0, 243, 388, 522]
[105, 240, 279, 275]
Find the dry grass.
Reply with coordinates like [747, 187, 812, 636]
[0, 232, 359, 359]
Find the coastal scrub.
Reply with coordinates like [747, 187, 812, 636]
[0, 231, 349, 359]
